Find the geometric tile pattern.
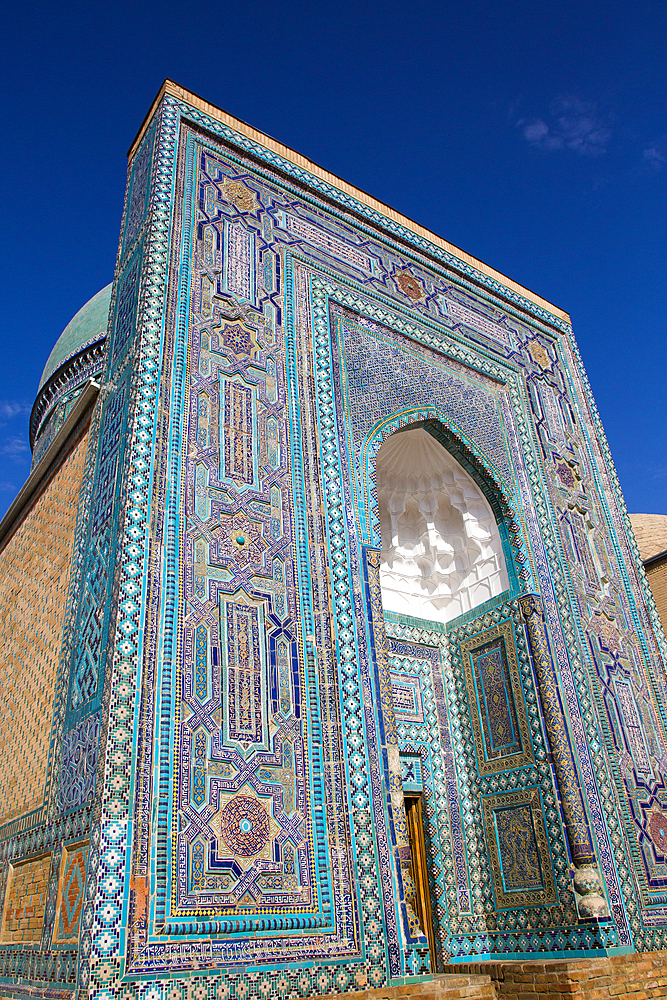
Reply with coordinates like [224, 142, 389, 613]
[52, 841, 88, 945]
[391, 672, 425, 724]
[67, 376, 128, 718]
[330, 304, 513, 488]
[481, 789, 558, 908]
[387, 632, 466, 970]
[518, 343, 667, 944]
[65, 239, 143, 733]
[77, 119, 162, 994]
[400, 754, 423, 792]
[123, 143, 363, 973]
[385, 600, 592, 961]
[459, 621, 534, 774]
[519, 594, 594, 866]
[122, 121, 154, 253]
[57, 713, 100, 812]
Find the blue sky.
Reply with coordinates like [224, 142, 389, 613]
[0, 1, 665, 518]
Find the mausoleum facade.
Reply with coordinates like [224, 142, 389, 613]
[0, 80, 666, 999]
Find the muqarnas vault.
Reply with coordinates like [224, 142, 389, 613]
[0, 80, 666, 1000]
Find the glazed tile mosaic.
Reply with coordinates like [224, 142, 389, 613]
[52, 843, 88, 947]
[0, 81, 666, 999]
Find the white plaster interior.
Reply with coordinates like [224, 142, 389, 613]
[375, 427, 509, 623]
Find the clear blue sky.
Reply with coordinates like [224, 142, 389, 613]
[0, 1, 665, 518]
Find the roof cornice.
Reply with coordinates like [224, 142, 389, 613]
[128, 79, 570, 325]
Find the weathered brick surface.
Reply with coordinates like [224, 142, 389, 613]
[646, 557, 667, 638]
[0, 432, 88, 825]
[313, 957, 667, 1000]
[0, 853, 51, 943]
[317, 975, 497, 1000]
[442, 951, 667, 1000]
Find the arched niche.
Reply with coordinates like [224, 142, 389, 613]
[375, 426, 510, 623]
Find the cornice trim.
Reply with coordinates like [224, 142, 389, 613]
[645, 548, 667, 569]
[30, 341, 105, 447]
[128, 79, 570, 325]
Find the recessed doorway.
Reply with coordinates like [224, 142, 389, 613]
[404, 794, 437, 970]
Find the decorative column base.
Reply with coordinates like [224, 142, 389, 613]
[573, 862, 609, 919]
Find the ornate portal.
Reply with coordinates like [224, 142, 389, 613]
[0, 80, 665, 999]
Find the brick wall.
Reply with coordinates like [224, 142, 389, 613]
[0, 853, 52, 943]
[442, 951, 667, 999]
[0, 432, 88, 826]
[646, 556, 667, 640]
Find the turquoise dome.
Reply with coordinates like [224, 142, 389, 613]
[38, 283, 112, 391]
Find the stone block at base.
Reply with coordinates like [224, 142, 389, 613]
[441, 950, 667, 999]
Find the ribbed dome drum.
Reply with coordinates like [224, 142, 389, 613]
[30, 284, 110, 466]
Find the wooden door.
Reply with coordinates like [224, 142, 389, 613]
[404, 795, 437, 970]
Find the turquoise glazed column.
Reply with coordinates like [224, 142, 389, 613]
[519, 594, 609, 919]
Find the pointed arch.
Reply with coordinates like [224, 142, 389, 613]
[360, 413, 524, 622]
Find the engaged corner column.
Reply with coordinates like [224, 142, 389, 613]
[519, 593, 609, 919]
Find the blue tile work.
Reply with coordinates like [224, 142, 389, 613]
[400, 754, 423, 793]
[30, 342, 106, 470]
[3, 85, 667, 998]
[469, 636, 523, 762]
[56, 714, 100, 812]
[459, 620, 534, 775]
[481, 790, 557, 907]
[64, 284, 137, 730]
[330, 304, 514, 486]
[383, 603, 614, 962]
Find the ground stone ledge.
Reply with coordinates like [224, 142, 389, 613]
[237, 955, 667, 1000]
[316, 975, 497, 1000]
[437, 950, 667, 1000]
